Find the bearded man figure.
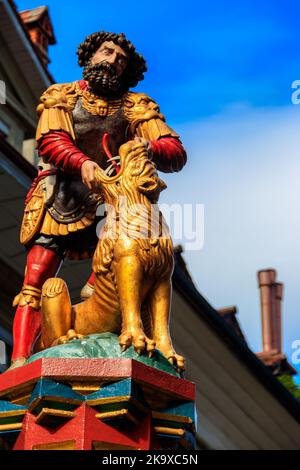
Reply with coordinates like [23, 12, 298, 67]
[11, 31, 187, 369]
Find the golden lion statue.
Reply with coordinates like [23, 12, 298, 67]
[39, 140, 185, 372]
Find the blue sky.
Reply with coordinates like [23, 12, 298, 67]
[17, 0, 300, 379]
[18, 0, 300, 121]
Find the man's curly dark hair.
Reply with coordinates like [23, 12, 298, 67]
[77, 31, 147, 89]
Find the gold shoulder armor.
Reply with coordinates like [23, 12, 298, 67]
[36, 82, 79, 141]
[124, 92, 179, 141]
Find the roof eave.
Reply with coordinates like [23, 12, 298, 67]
[2, 0, 54, 96]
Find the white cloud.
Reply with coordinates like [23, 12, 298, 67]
[160, 104, 300, 365]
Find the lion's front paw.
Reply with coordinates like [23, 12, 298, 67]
[168, 352, 185, 372]
[53, 329, 84, 346]
[156, 342, 185, 372]
[119, 328, 156, 357]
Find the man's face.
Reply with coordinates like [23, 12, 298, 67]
[91, 41, 128, 77]
[83, 40, 128, 97]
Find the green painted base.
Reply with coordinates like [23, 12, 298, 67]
[26, 333, 180, 377]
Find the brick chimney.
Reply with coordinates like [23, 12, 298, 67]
[257, 269, 295, 376]
[19, 6, 56, 67]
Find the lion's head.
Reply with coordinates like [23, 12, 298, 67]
[94, 140, 167, 204]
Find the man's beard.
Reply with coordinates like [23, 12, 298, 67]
[83, 61, 127, 97]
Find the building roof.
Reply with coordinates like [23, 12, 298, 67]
[218, 306, 248, 343]
[19, 5, 48, 23]
[19, 5, 56, 45]
[4, 0, 54, 83]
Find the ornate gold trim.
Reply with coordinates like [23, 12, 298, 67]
[95, 408, 138, 424]
[11, 394, 32, 406]
[35, 408, 76, 425]
[152, 411, 193, 424]
[92, 442, 138, 451]
[154, 426, 185, 437]
[36, 82, 78, 141]
[123, 92, 179, 139]
[33, 440, 76, 451]
[20, 180, 45, 246]
[0, 423, 23, 432]
[71, 383, 100, 394]
[28, 395, 82, 413]
[36, 83, 179, 144]
[78, 85, 123, 117]
[136, 118, 179, 141]
[0, 409, 26, 419]
[17, 285, 42, 310]
[40, 209, 97, 237]
[87, 395, 131, 406]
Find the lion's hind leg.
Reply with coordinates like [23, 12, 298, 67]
[41, 278, 73, 349]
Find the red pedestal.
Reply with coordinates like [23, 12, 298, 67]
[0, 359, 196, 451]
[14, 405, 152, 450]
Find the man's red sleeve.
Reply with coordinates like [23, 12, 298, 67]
[38, 131, 187, 175]
[150, 137, 187, 173]
[38, 131, 91, 174]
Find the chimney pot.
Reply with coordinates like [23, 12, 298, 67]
[257, 269, 277, 287]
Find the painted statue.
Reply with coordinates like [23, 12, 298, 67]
[10, 31, 187, 370]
